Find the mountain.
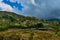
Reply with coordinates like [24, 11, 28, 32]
[0, 11, 25, 25]
[0, 11, 60, 31]
[46, 18, 60, 22]
[0, 11, 41, 29]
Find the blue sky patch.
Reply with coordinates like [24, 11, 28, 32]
[2, 0, 24, 10]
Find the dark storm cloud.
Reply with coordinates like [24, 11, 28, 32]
[1, 0, 60, 19]
[20, 0, 60, 19]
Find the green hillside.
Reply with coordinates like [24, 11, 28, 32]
[0, 11, 60, 30]
[0, 11, 44, 30]
[0, 11, 39, 26]
[0, 11, 60, 40]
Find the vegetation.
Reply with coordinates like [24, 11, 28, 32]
[0, 11, 60, 40]
[0, 11, 45, 31]
[0, 29, 59, 40]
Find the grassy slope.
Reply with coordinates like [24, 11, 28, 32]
[0, 11, 59, 29]
[0, 29, 60, 40]
[0, 11, 60, 40]
[0, 11, 40, 27]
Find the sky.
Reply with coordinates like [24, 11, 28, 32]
[0, 0, 60, 19]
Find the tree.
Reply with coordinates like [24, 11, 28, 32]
[34, 23, 44, 28]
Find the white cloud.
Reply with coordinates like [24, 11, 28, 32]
[31, 0, 37, 6]
[0, 0, 3, 2]
[10, 0, 17, 2]
[1, 0, 60, 19]
[0, 0, 13, 11]
[0, 2, 13, 11]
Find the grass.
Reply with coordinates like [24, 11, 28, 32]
[0, 29, 59, 40]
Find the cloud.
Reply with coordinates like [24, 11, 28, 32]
[1, 0, 60, 19]
[31, 0, 37, 6]
[10, 0, 17, 2]
[15, 0, 48, 18]
[0, 2, 13, 11]
[0, 0, 13, 11]
[0, 0, 3, 1]
[17, 0, 60, 19]
[1, 0, 23, 15]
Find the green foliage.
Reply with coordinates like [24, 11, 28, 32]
[0, 11, 60, 40]
[35, 23, 44, 28]
[0, 11, 60, 32]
